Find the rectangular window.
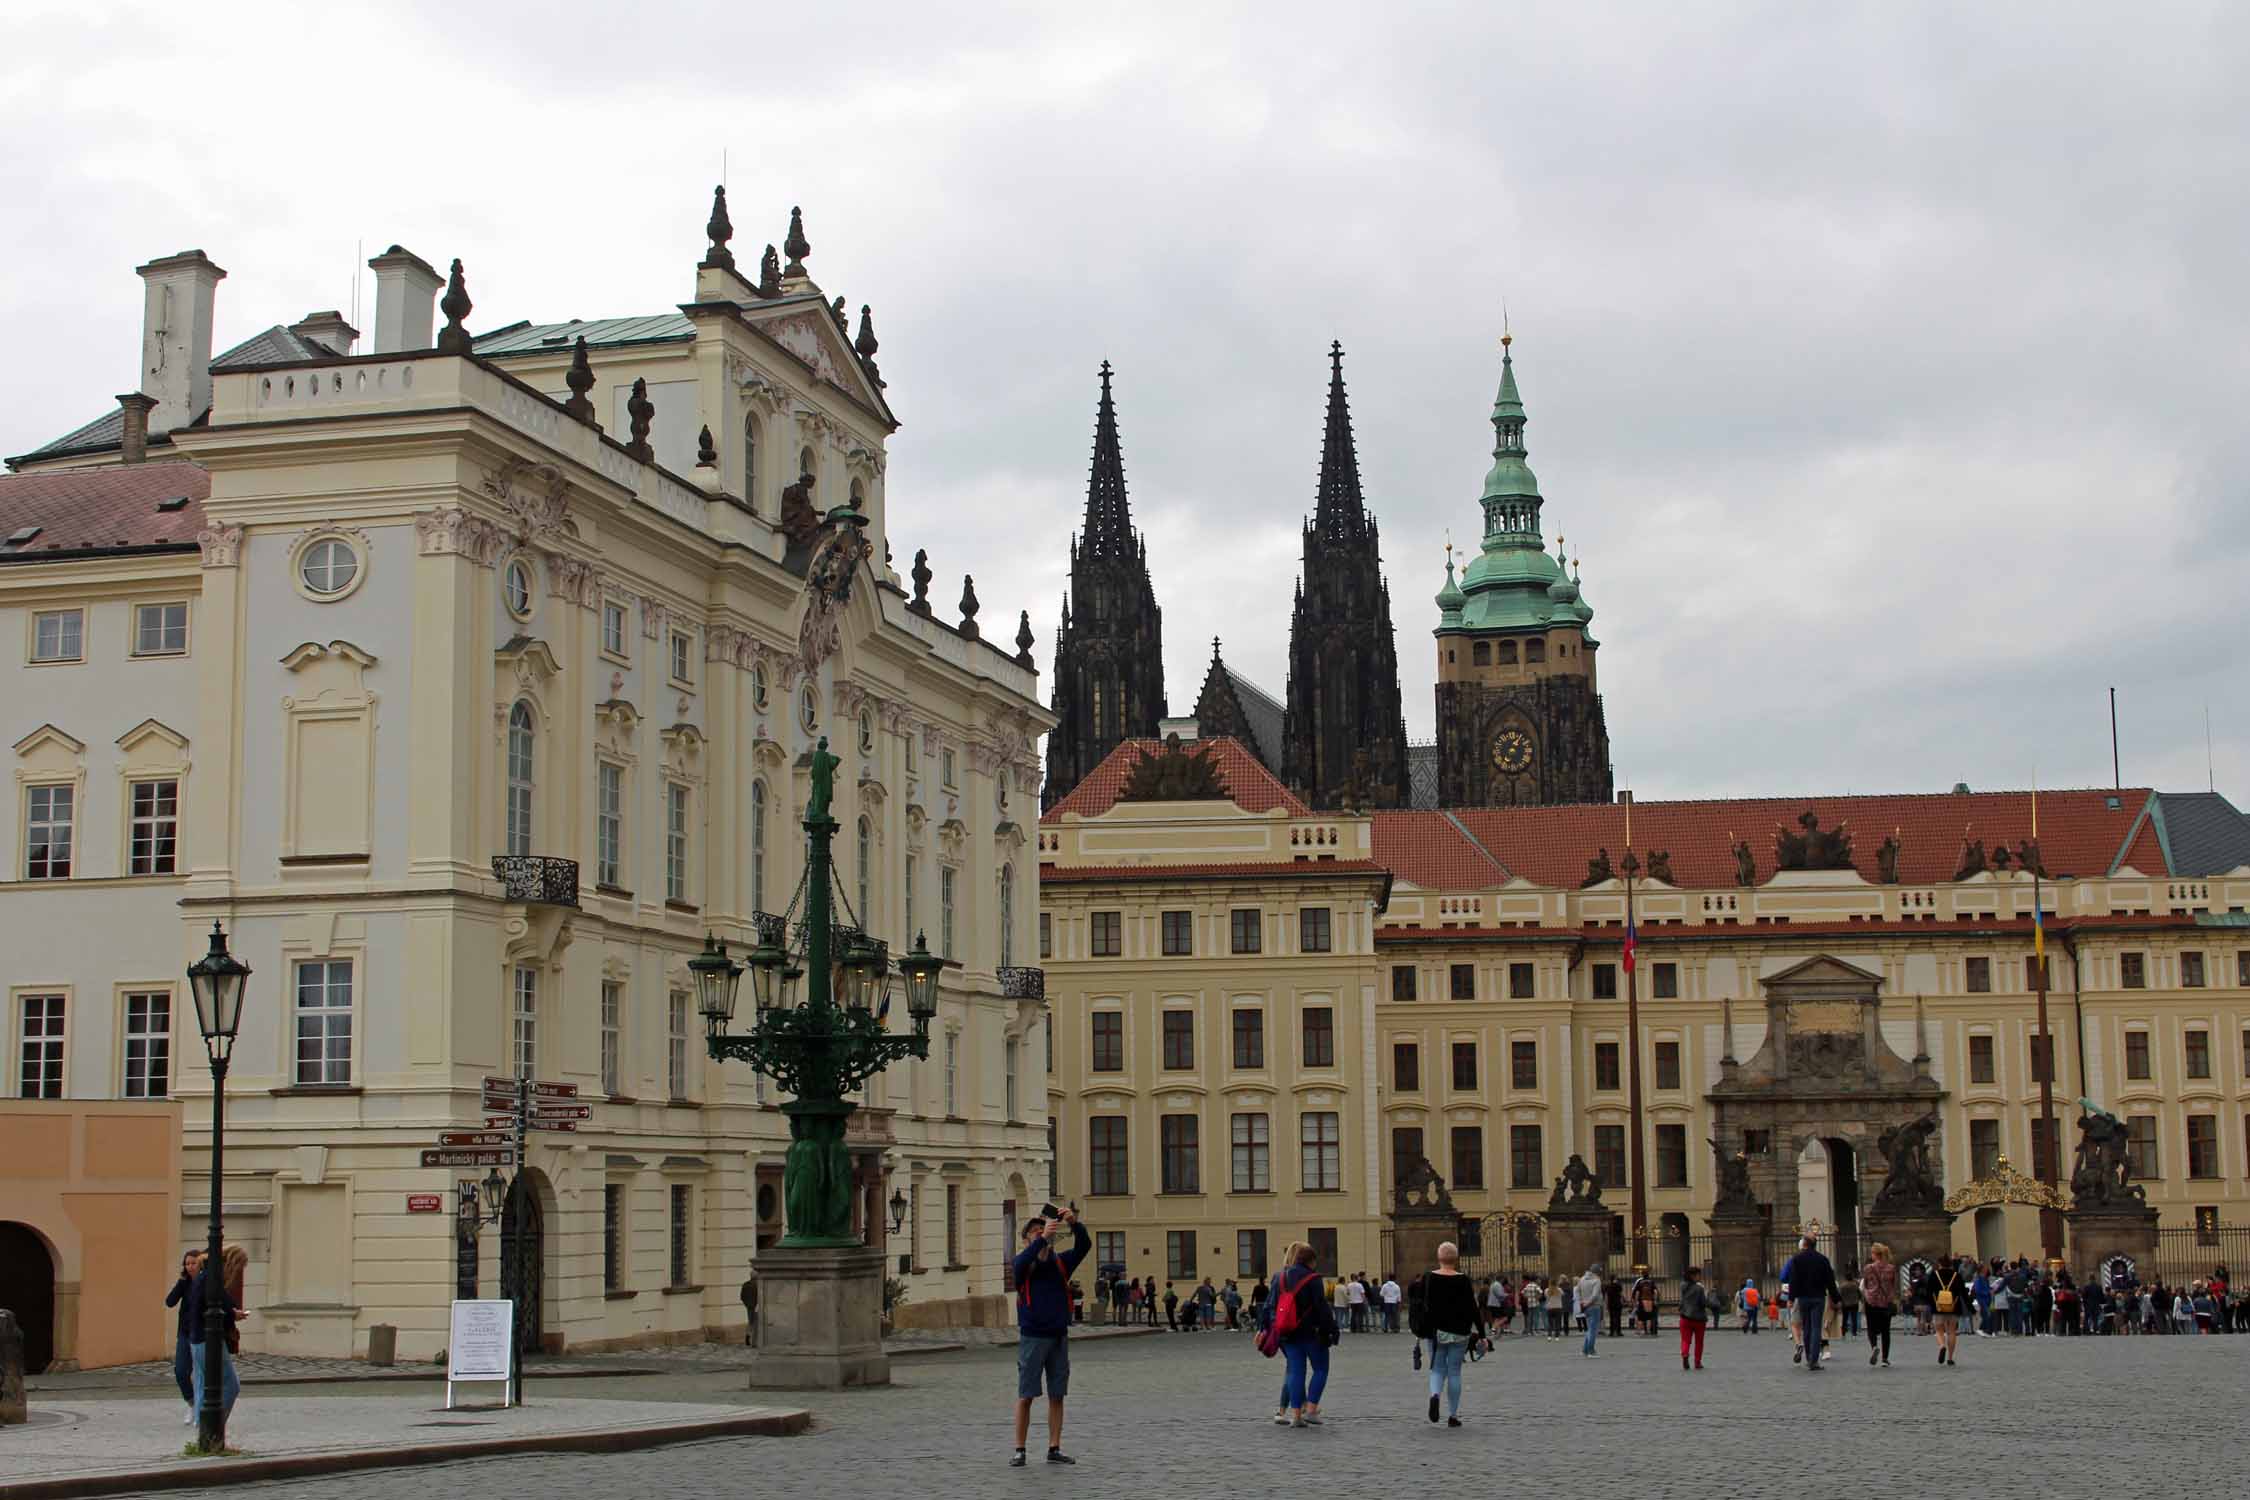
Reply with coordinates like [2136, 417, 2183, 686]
[2187, 1115, 2219, 1179]
[1089, 1116, 1128, 1195]
[1307, 1227, 1339, 1274]
[1511, 1039, 1537, 1090]
[1509, 1124, 1543, 1188]
[603, 1184, 624, 1290]
[1299, 908, 1332, 953]
[2125, 1030, 2150, 1080]
[1161, 909, 1193, 956]
[1040, 912, 1052, 959]
[2239, 951, 2250, 987]
[669, 1184, 693, 1286]
[1654, 1040, 1681, 1091]
[669, 629, 693, 685]
[1591, 962, 1617, 1000]
[1595, 1040, 1621, 1092]
[2121, 952, 2146, 988]
[940, 867, 957, 957]
[512, 965, 537, 1079]
[602, 600, 628, 657]
[31, 608, 82, 663]
[1161, 1016, 1197, 1074]
[1230, 1112, 1270, 1191]
[1230, 908, 1262, 955]
[944, 1032, 959, 1115]
[1451, 1040, 1477, 1090]
[294, 961, 352, 1085]
[2182, 951, 2206, 988]
[667, 990, 689, 1099]
[664, 783, 690, 903]
[1968, 1033, 1995, 1084]
[128, 778, 179, 876]
[1742, 1128, 1772, 1156]
[2126, 1114, 2159, 1180]
[1448, 963, 1475, 1001]
[2186, 1028, 2211, 1079]
[16, 995, 65, 1098]
[596, 763, 624, 887]
[1391, 965, 1417, 1002]
[2029, 1034, 2054, 1085]
[1656, 1123, 1687, 1187]
[1393, 1040, 1419, 1091]
[1236, 1228, 1267, 1278]
[1301, 1006, 1335, 1068]
[1090, 1012, 1123, 1072]
[133, 601, 188, 656]
[24, 784, 73, 880]
[122, 990, 169, 1098]
[1166, 1229, 1197, 1280]
[1390, 1128, 1426, 1195]
[1508, 962, 1534, 999]
[1090, 911, 1122, 957]
[1160, 1114, 1200, 1193]
[1232, 1008, 1264, 1068]
[1005, 1037, 1019, 1119]
[1966, 956, 1992, 993]
[600, 981, 622, 1095]
[1450, 1125, 1485, 1189]
[1651, 962, 1679, 999]
[1300, 1111, 1341, 1190]
[2029, 1115, 2059, 1183]
[1096, 1230, 1125, 1268]
[946, 1185, 962, 1265]
[1594, 1123, 1627, 1188]
[941, 746, 957, 788]
[1969, 1118, 2001, 1179]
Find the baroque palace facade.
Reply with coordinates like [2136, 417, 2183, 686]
[1041, 335, 2250, 1283]
[0, 193, 1050, 1363]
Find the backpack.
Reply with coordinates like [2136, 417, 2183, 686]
[1407, 1279, 1434, 1340]
[1743, 1286, 1760, 1309]
[1936, 1273, 1958, 1314]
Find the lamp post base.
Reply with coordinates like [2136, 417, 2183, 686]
[745, 1243, 891, 1390]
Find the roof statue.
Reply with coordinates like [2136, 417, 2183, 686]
[1774, 810, 1854, 871]
[1117, 733, 1228, 803]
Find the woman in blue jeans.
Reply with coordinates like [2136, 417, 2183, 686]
[1273, 1241, 1336, 1428]
[1420, 1243, 1487, 1426]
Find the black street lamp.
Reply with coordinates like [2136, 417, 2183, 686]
[185, 921, 250, 1454]
[887, 1187, 909, 1236]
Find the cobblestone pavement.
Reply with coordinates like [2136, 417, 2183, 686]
[83, 1324, 2246, 1500]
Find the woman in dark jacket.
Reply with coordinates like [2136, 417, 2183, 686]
[165, 1250, 202, 1415]
[1421, 1241, 1488, 1427]
[1275, 1241, 1336, 1428]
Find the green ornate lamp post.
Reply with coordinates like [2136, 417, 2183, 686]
[185, 922, 250, 1454]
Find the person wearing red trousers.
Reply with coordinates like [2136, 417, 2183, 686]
[1677, 1265, 1712, 1370]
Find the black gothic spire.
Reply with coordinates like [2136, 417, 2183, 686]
[1079, 360, 1137, 557]
[1313, 340, 1370, 541]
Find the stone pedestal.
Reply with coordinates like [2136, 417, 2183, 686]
[746, 1243, 890, 1390]
[2066, 1205, 2160, 1283]
[1544, 1207, 1613, 1282]
[1390, 1205, 1457, 1281]
[1707, 1214, 1766, 1297]
[1860, 1210, 1957, 1273]
[0, 1309, 25, 1424]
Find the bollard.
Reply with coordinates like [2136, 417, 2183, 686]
[366, 1324, 397, 1366]
[0, 1309, 25, 1424]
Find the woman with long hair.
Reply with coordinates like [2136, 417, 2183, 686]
[1421, 1242, 1488, 1427]
[1274, 1241, 1336, 1427]
[1860, 1242, 1898, 1367]
[1930, 1257, 1964, 1367]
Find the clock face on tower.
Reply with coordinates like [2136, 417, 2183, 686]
[1490, 729, 1534, 775]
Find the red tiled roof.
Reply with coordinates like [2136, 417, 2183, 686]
[1376, 911, 2199, 945]
[0, 461, 210, 558]
[1042, 736, 1309, 821]
[1375, 789, 2165, 891]
[1041, 859, 1388, 885]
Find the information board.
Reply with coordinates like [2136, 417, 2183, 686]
[446, 1297, 514, 1408]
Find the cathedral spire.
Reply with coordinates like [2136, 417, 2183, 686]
[1480, 332, 1542, 542]
[1314, 340, 1368, 540]
[1079, 361, 1137, 558]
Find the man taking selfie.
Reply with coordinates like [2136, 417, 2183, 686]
[1011, 1204, 1090, 1467]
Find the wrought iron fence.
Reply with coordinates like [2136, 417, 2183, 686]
[491, 855, 579, 906]
[998, 965, 1045, 1000]
[2146, 1223, 2248, 1285]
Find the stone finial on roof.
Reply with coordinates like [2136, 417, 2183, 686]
[696, 424, 718, 467]
[759, 245, 782, 297]
[958, 575, 981, 639]
[1015, 609, 1035, 668]
[703, 184, 736, 270]
[854, 305, 879, 359]
[625, 377, 655, 463]
[563, 337, 597, 424]
[436, 258, 474, 355]
[909, 548, 932, 614]
[783, 206, 811, 278]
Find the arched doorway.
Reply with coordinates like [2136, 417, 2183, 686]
[1974, 1206, 2007, 1265]
[0, 1222, 56, 1374]
[499, 1172, 546, 1355]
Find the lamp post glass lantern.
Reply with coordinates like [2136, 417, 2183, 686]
[185, 922, 250, 1453]
[888, 1188, 909, 1235]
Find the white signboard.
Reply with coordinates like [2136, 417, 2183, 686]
[446, 1298, 514, 1408]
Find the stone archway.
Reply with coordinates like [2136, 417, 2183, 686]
[0, 1221, 57, 1374]
[500, 1168, 554, 1355]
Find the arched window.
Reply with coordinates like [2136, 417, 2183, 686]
[1498, 640, 1519, 665]
[743, 413, 761, 510]
[856, 814, 872, 922]
[999, 865, 1015, 968]
[1472, 641, 1490, 666]
[1091, 681, 1105, 741]
[798, 446, 815, 492]
[751, 779, 768, 912]
[506, 702, 535, 856]
[1525, 638, 1546, 664]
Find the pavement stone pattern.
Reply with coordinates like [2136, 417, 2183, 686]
[72, 1322, 2247, 1500]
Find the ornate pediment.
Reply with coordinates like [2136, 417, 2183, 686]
[480, 456, 574, 542]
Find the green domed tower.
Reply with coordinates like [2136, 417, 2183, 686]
[1432, 336, 1614, 807]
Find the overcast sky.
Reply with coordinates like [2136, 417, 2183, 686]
[5, 1, 2245, 801]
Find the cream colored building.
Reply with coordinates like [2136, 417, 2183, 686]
[1045, 736, 2250, 1279]
[0, 197, 1051, 1359]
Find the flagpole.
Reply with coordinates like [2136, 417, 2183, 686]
[2030, 781, 2062, 1267]
[1622, 792, 1649, 1276]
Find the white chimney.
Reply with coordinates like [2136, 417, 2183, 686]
[367, 246, 442, 354]
[289, 310, 358, 356]
[136, 249, 226, 435]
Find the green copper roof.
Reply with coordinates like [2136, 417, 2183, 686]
[1436, 340, 1588, 638]
[1481, 341, 1539, 504]
[1434, 553, 1465, 624]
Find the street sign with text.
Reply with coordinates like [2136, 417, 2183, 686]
[531, 1081, 579, 1099]
[438, 1131, 510, 1148]
[422, 1148, 514, 1169]
[408, 1193, 444, 1212]
[482, 1076, 524, 1093]
[530, 1104, 592, 1120]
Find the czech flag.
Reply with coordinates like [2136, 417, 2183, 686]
[2032, 901, 2045, 964]
[1622, 919, 1638, 974]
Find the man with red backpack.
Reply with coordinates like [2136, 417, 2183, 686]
[1009, 1207, 1090, 1468]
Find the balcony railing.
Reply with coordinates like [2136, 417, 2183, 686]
[492, 855, 580, 907]
[998, 965, 1046, 1001]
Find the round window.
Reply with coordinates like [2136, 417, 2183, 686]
[299, 537, 360, 596]
[504, 559, 533, 618]
[799, 685, 819, 733]
[751, 662, 770, 710]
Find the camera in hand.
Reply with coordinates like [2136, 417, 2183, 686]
[1040, 1201, 1077, 1224]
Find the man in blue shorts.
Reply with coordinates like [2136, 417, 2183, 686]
[1011, 1206, 1090, 1467]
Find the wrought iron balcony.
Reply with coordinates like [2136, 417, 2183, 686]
[492, 855, 580, 907]
[998, 965, 1045, 1001]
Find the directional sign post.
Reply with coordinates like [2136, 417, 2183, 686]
[422, 1148, 515, 1169]
[438, 1131, 511, 1149]
[529, 1104, 592, 1121]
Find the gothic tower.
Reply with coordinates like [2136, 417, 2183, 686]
[1282, 343, 1410, 809]
[1043, 362, 1167, 810]
[1433, 336, 1614, 807]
